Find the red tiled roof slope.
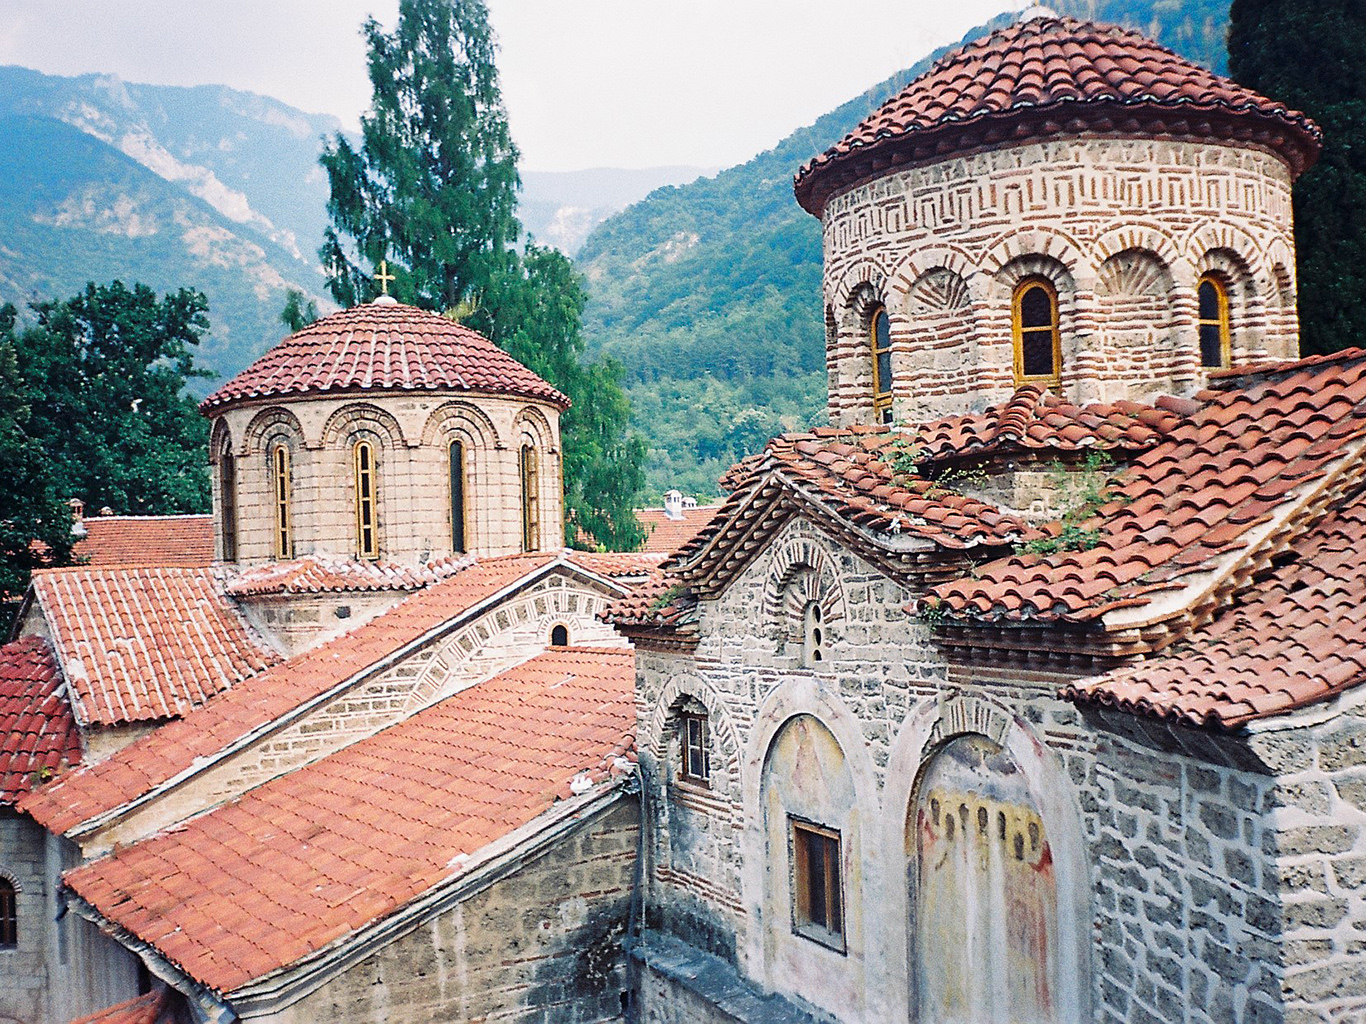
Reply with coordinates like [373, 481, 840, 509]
[795, 15, 1321, 214]
[636, 506, 723, 555]
[913, 386, 1187, 462]
[22, 554, 561, 835]
[600, 572, 692, 631]
[201, 300, 569, 411]
[225, 554, 473, 597]
[564, 550, 667, 578]
[68, 989, 170, 1024]
[930, 349, 1366, 624]
[670, 426, 1031, 569]
[74, 515, 213, 569]
[64, 646, 636, 994]
[31, 567, 281, 727]
[1065, 493, 1366, 730]
[0, 637, 79, 803]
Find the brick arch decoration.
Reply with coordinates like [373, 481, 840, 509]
[1094, 247, 1175, 299]
[0, 868, 20, 892]
[1263, 235, 1298, 305]
[1091, 222, 1182, 278]
[830, 260, 891, 317]
[419, 400, 502, 450]
[879, 691, 1093, 1022]
[887, 243, 980, 310]
[512, 404, 556, 453]
[208, 416, 233, 466]
[319, 402, 409, 451]
[241, 406, 306, 456]
[643, 674, 742, 789]
[980, 224, 1087, 280]
[762, 526, 848, 646]
[399, 581, 616, 715]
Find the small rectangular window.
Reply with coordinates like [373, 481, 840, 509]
[679, 713, 709, 785]
[0, 879, 16, 948]
[450, 440, 466, 554]
[791, 819, 844, 951]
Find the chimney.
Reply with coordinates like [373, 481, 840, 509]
[69, 498, 87, 539]
[663, 490, 684, 521]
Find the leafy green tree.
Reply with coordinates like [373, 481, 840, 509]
[321, 0, 644, 548]
[11, 281, 212, 517]
[1229, 0, 1366, 356]
[279, 288, 320, 332]
[0, 306, 73, 618]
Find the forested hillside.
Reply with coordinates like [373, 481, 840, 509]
[578, 0, 1232, 498]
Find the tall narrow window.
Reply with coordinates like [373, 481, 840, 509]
[1012, 278, 1061, 386]
[792, 819, 843, 949]
[870, 305, 893, 424]
[1198, 274, 1231, 369]
[353, 440, 378, 560]
[270, 444, 292, 560]
[679, 712, 710, 785]
[803, 601, 825, 667]
[0, 878, 16, 948]
[449, 440, 467, 554]
[520, 444, 540, 552]
[219, 452, 237, 562]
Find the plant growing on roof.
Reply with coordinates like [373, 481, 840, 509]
[1017, 450, 1122, 555]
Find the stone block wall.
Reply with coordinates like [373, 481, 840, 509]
[820, 137, 1299, 425]
[209, 390, 565, 566]
[268, 797, 639, 1024]
[0, 815, 140, 1024]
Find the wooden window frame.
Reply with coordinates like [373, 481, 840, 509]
[869, 304, 893, 424]
[353, 440, 378, 560]
[1012, 277, 1062, 387]
[449, 439, 467, 554]
[791, 818, 845, 952]
[219, 451, 237, 562]
[520, 444, 540, 553]
[0, 878, 15, 949]
[1198, 273, 1232, 369]
[270, 443, 292, 560]
[678, 711, 710, 786]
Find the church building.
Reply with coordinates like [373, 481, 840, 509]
[4, 10, 1366, 1024]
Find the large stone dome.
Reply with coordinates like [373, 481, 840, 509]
[794, 14, 1322, 217]
[202, 297, 569, 413]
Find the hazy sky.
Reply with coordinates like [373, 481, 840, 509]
[0, 0, 1010, 171]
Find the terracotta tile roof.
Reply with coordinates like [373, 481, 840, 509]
[68, 989, 170, 1024]
[1064, 492, 1366, 730]
[636, 506, 723, 555]
[225, 554, 473, 597]
[22, 554, 562, 836]
[64, 646, 636, 994]
[913, 386, 1188, 463]
[929, 349, 1366, 625]
[0, 637, 80, 804]
[564, 550, 666, 578]
[671, 426, 1031, 567]
[794, 15, 1321, 215]
[73, 515, 213, 569]
[600, 572, 693, 632]
[201, 299, 569, 412]
[30, 567, 282, 728]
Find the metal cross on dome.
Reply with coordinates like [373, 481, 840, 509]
[375, 260, 396, 296]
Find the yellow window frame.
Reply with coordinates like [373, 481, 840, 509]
[1198, 273, 1232, 369]
[271, 444, 292, 560]
[353, 440, 378, 560]
[520, 444, 540, 553]
[1012, 277, 1062, 387]
[869, 305, 893, 423]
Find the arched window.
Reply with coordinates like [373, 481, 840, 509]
[803, 601, 824, 667]
[353, 440, 378, 560]
[0, 877, 16, 948]
[270, 444, 292, 560]
[869, 305, 893, 424]
[219, 452, 237, 562]
[520, 444, 540, 553]
[1198, 274, 1232, 369]
[449, 440, 466, 554]
[550, 623, 569, 647]
[1012, 278, 1061, 386]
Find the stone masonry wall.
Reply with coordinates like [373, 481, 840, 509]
[634, 512, 1357, 1024]
[267, 797, 638, 1024]
[821, 137, 1299, 424]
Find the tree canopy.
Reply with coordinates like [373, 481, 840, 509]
[1229, 0, 1366, 355]
[319, 0, 644, 549]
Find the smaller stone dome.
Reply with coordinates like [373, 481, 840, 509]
[201, 299, 569, 413]
[794, 16, 1323, 216]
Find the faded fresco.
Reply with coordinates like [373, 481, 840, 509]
[912, 735, 1059, 1023]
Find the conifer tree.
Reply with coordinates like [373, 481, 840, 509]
[320, 0, 644, 549]
[1229, 0, 1366, 355]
